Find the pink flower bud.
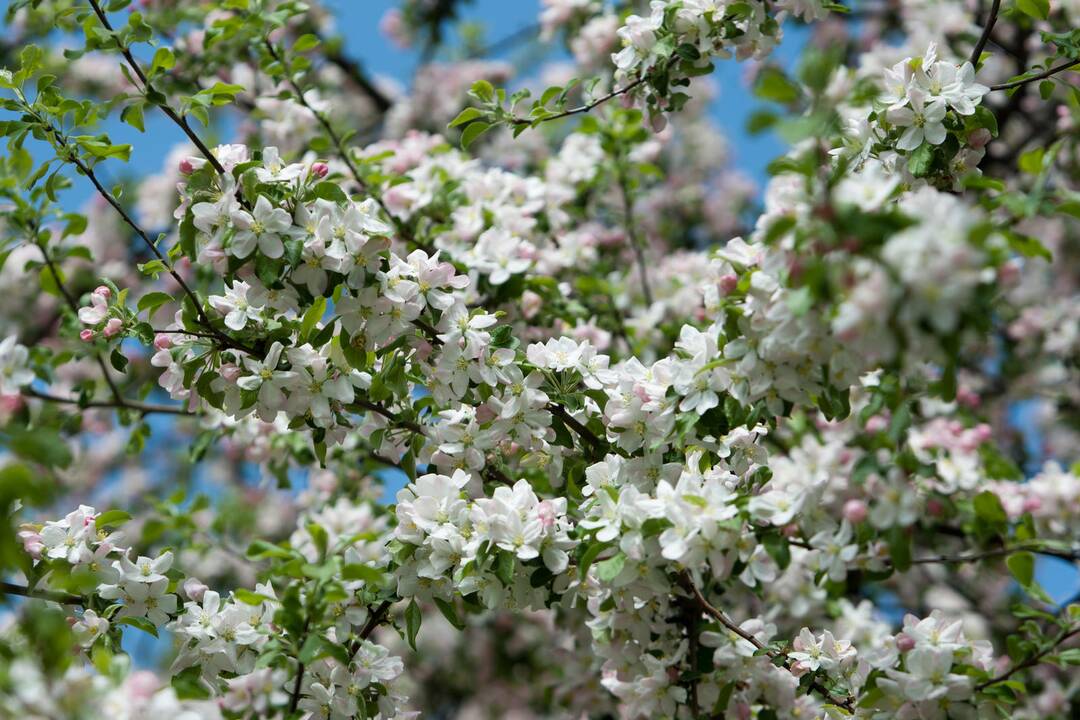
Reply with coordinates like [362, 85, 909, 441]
[926, 498, 945, 516]
[719, 274, 739, 295]
[865, 415, 888, 433]
[17, 530, 44, 560]
[219, 363, 242, 383]
[843, 499, 868, 524]
[93, 285, 111, 300]
[153, 334, 173, 350]
[997, 260, 1021, 286]
[1022, 496, 1042, 513]
[311, 162, 329, 178]
[103, 318, 123, 338]
[178, 158, 195, 175]
[521, 290, 543, 320]
[537, 500, 557, 530]
[80, 329, 96, 342]
[968, 128, 992, 149]
[182, 577, 209, 602]
[896, 633, 916, 652]
[956, 387, 981, 408]
[476, 403, 497, 424]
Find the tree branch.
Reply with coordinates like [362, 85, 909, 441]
[969, 0, 1001, 67]
[510, 77, 647, 127]
[23, 387, 195, 416]
[86, 0, 227, 175]
[679, 572, 854, 710]
[976, 623, 1080, 690]
[991, 58, 1080, 92]
[263, 39, 431, 252]
[1, 581, 84, 605]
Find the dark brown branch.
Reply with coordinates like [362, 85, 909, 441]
[32, 233, 125, 405]
[991, 58, 1080, 92]
[976, 624, 1080, 690]
[615, 162, 653, 306]
[969, 0, 1001, 67]
[263, 39, 430, 252]
[510, 77, 647, 126]
[679, 572, 854, 710]
[24, 387, 195, 416]
[1, 581, 84, 605]
[86, 0, 226, 175]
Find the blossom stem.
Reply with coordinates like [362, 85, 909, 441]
[908, 542, 1080, 565]
[24, 110, 255, 356]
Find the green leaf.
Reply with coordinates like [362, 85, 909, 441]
[150, 47, 175, 76]
[974, 491, 1008, 525]
[246, 540, 294, 560]
[907, 143, 934, 177]
[117, 615, 158, 637]
[94, 509, 132, 528]
[38, 266, 64, 298]
[460, 121, 491, 150]
[1018, 147, 1045, 174]
[9, 429, 73, 469]
[470, 80, 495, 103]
[595, 552, 626, 582]
[341, 564, 384, 585]
[754, 67, 801, 104]
[405, 598, 421, 651]
[495, 549, 515, 586]
[311, 181, 348, 204]
[137, 291, 174, 319]
[1006, 551, 1035, 587]
[886, 526, 912, 572]
[1015, 0, 1049, 20]
[300, 296, 327, 343]
[233, 588, 275, 605]
[293, 33, 320, 53]
[578, 541, 609, 579]
[433, 597, 465, 630]
[448, 107, 485, 128]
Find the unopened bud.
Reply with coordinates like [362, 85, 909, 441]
[103, 318, 123, 338]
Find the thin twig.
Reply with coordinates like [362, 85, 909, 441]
[679, 572, 854, 710]
[86, 0, 226, 175]
[24, 387, 195, 416]
[976, 624, 1080, 690]
[33, 234, 125, 405]
[968, 0, 1001, 67]
[615, 162, 653, 306]
[991, 58, 1080, 92]
[263, 39, 430, 252]
[509, 77, 648, 126]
